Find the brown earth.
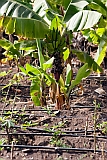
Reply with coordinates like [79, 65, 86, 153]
[0, 63, 107, 160]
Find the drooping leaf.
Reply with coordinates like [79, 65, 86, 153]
[39, 68, 55, 86]
[64, 0, 89, 22]
[14, 40, 37, 51]
[67, 63, 91, 97]
[0, 0, 49, 38]
[25, 63, 41, 75]
[65, 63, 72, 87]
[33, 0, 50, 24]
[0, 16, 49, 39]
[63, 48, 70, 61]
[63, 0, 102, 31]
[95, 40, 106, 65]
[72, 49, 103, 72]
[30, 80, 41, 106]
[65, 10, 101, 31]
[89, 0, 107, 17]
[14, 0, 33, 9]
[0, 0, 46, 22]
[36, 39, 45, 68]
[0, 38, 20, 56]
[43, 57, 54, 71]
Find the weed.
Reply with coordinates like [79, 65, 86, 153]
[44, 121, 67, 147]
[42, 106, 52, 115]
[0, 138, 6, 151]
[56, 156, 63, 160]
[97, 121, 107, 135]
[0, 116, 15, 144]
[77, 154, 87, 160]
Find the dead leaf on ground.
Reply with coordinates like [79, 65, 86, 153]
[94, 88, 106, 95]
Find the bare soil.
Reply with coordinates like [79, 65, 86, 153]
[0, 63, 107, 160]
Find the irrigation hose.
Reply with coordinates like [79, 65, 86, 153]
[0, 145, 107, 153]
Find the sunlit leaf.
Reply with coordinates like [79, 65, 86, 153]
[36, 39, 45, 68]
[30, 80, 41, 106]
[67, 63, 91, 97]
[66, 10, 101, 31]
[15, 40, 37, 51]
[0, 38, 20, 56]
[26, 63, 41, 75]
[95, 41, 106, 65]
[0, 0, 49, 38]
[65, 63, 72, 87]
[96, 28, 105, 37]
[33, 0, 50, 24]
[89, 0, 107, 17]
[43, 57, 54, 71]
[72, 49, 103, 72]
[39, 68, 55, 85]
[0, 71, 9, 77]
[63, 48, 70, 61]
[64, 0, 89, 22]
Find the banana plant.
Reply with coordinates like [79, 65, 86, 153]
[19, 61, 55, 106]
[0, 0, 102, 38]
[33, 0, 102, 31]
[41, 17, 102, 109]
[0, 0, 104, 109]
[82, 0, 107, 67]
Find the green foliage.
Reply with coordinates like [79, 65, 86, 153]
[89, 0, 107, 17]
[0, 139, 5, 151]
[64, 0, 101, 31]
[0, 71, 10, 77]
[19, 63, 55, 106]
[65, 10, 101, 31]
[33, 0, 49, 22]
[50, 130, 63, 147]
[0, 38, 20, 57]
[43, 57, 54, 71]
[44, 121, 67, 147]
[0, 0, 49, 38]
[0, 16, 49, 38]
[30, 80, 41, 106]
[63, 48, 70, 61]
[97, 122, 107, 135]
[81, 1, 107, 66]
[0, 0, 104, 108]
[67, 63, 91, 97]
[36, 39, 45, 68]
[72, 49, 103, 72]
[15, 40, 37, 51]
[65, 63, 72, 87]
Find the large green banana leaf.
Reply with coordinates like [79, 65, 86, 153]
[33, 0, 49, 24]
[0, 0, 49, 38]
[89, 0, 107, 17]
[72, 49, 103, 72]
[64, 0, 101, 31]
